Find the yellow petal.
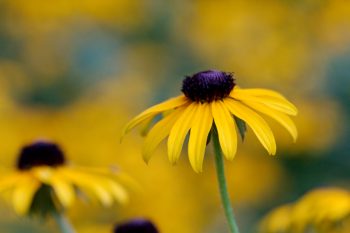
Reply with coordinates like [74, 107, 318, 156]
[233, 88, 289, 100]
[241, 99, 298, 142]
[70, 166, 140, 192]
[211, 101, 238, 160]
[59, 169, 113, 206]
[167, 103, 198, 164]
[105, 180, 129, 204]
[232, 90, 298, 116]
[88, 184, 113, 207]
[121, 95, 188, 139]
[188, 103, 213, 173]
[92, 184, 113, 206]
[142, 107, 185, 163]
[50, 172, 75, 208]
[225, 99, 276, 155]
[12, 175, 41, 215]
[33, 167, 75, 207]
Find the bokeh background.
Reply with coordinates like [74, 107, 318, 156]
[0, 0, 349, 232]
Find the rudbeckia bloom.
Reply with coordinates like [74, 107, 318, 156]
[259, 188, 350, 233]
[292, 188, 350, 232]
[0, 141, 130, 216]
[123, 70, 297, 172]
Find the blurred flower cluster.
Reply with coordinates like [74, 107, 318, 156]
[0, 0, 348, 232]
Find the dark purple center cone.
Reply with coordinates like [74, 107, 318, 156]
[114, 219, 159, 233]
[182, 70, 235, 102]
[17, 141, 66, 170]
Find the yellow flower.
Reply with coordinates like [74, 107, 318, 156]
[122, 70, 297, 172]
[292, 188, 350, 232]
[0, 141, 130, 216]
[259, 187, 350, 233]
[259, 204, 293, 233]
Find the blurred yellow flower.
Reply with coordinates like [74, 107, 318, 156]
[293, 188, 350, 232]
[259, 204, 293, 233]
[260, 187, 350, 233]
[123, 70, 297, 172]
[0, 141, 130, 216]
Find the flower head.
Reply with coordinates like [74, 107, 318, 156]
[122, 70, 297, 172]
[0, 141, 130, 216]
[114, 218, 159, 233]
[259, 187, 350, 233]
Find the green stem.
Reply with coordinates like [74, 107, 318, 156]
[212, 130, 240, 233]
[52, 212, 76, 233]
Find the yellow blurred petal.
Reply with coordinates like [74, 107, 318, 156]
[211, 101, 238, 160]
[241, 99, 298, 142]
[142, 107, 185, 163]
[106, 180, 129, 204]
[71, 166, 140, 193]
[59, 169, 113, 207]
[12, 175, 41, 215]
[232, 91, 298, 116]
[188, 103, 213, 173]
[167, 103, 198, 164]
[121, 95, 188, 138]
[50, 173, 75, 208]
[33, 167, 75, 207]
[225, 99, 276, 155]
[91, 184, 113, 207]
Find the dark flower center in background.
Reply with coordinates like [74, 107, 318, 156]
[182, 70, 235, 102]
[17, 141, 66, 170]
[114, 219, 159, 233]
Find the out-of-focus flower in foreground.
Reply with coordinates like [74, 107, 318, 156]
[259, 187, 350, 233]
[122, 70, 297, 172]
[114, 218, 159, 233]
[0, 141, 130, 216]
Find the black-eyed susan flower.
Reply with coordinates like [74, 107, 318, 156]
[122, 70, 298, 233]
[0, 141, 130, 217]
[122, 70, 297, 173]
[259, 188, 350, 233]
[114, 218, 159, 233]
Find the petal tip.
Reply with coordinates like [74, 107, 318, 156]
[225, 155, 235, 161]
[193, 167, 203, 173]
[167, 155, 177, 165]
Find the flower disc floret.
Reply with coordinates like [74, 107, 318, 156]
[17, 141, 65, 170]
[114, 219, 159, 233]
[182, 70, 235, 102]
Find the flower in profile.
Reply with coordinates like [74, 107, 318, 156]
[259, 187, 350, 233]
[0, 141, 130, 216]
[122, 70, 297, 172]
[113, 218, 159, 233]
